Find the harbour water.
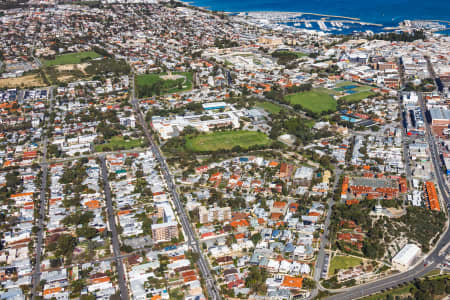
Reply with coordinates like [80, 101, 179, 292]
[188, 0, 450, 34]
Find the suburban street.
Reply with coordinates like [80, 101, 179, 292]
[99, 156, 130, 300]
[130, 75, 222, 300]
[311, 168, 342, 298]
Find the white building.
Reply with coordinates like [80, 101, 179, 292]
[294, 166, 314, 181]
[392, 244, 421, 271]
[152, 110, 241, 140]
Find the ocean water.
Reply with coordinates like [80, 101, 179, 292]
[188, 0, 450, 27]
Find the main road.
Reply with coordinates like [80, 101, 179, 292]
[31, 136, 48, 300]
[129, 74, 221, 300]
[99, 156, 130, 300]
[323, 57, 450, 300]
[31, 87, 53, 299]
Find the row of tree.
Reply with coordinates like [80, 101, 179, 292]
[368, 30, 426, 42]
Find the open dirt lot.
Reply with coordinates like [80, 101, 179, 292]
[0, 74, 46, 88]
[55, 63, 90, 74]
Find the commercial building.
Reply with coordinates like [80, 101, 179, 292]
[402, 92, 418, 105]
[392, 244, 421, 271]
[404, 104, 425, 135]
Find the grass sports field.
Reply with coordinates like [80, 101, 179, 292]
[95, 136, 143, 152]
[186, 131, 271, 152]
[334, 81, 375, 103]
[340, 91, 376, 103]
[285, 90, 337, 113]
[44, 51, 101, 67]
[329, 255, 363, 275]
[256, 101, 283, 114]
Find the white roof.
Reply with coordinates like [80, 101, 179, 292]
[294, 166, 314, 180]
[151, 221, 177, 230]
[392, 244, 421, 266]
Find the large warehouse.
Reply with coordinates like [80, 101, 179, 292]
[392, 244, 421, 271]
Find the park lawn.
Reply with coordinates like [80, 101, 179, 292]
[44, 51, 101, 67]
[292, 51, 308, 58]
[136, 74, 162, 87]
[185, 131, 271, 152]
[136, 74, 161, 85]
[256, 101, 283, 114]
[95, 136, 143, 152]
[329, 255, 363, 275]
[276, 50, 308, 58]
[167, 72, 193, 93]
[340, 91, 376, 103]
[136, 72, 192, 97]
[285, 90, 337, 113]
